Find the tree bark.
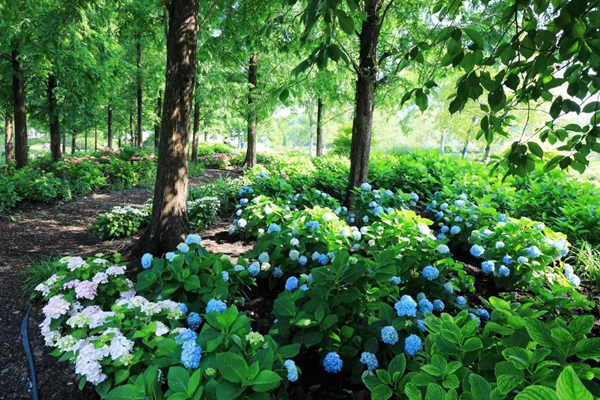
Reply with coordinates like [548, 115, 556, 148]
[344, 0, 383, 207]
[484, 144, 491, 164]
[462, 139, 469, 159]
[48, 73, 61, 162]
[107, 104, 113, 149]
[12, 49, 28, 168]
[136, 39, 143, 147]
[4, 111, 13, 162]
[130, 111, 135, 147]
[316, 97, 323, 156]
[155, 90, 162, 148]
[191, 98, 200, 162]
[94, 128, 98, 152]
[127, 0, 199, 258]
[71, 133, 76, 154]
[84, 130, 88, 152]
[62, 131, 66, 153]
[244, 52, 258, 169]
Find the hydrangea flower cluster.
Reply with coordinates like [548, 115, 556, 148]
[395, 295, 417, 317]
[187, 312, 202, 330]
[141, 253, 153, 269]
[381, 326, 399, 345]
[283, 360, 299, 382]
[359, 352, 378, 371]
[404, 334, 423, 357]
[205, 299, 227, 313]
[563, 264, 581, 286]
[323, 352, 343, 373]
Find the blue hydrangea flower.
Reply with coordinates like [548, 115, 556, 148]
[240, 198, 249, 205]
[470, 244, 485, 257]
[482, 229, 494, 236]
[222, 271, 229, 282]
[456, 296, 467, 305]
[395, 295, 417, 317]
[206, 299, 227, 313]
[175, 329, 198, 344]
[187, 312, 202, 330]
[517, 256, 528, 264]
[312, 252, 320, 261]
[454, 199, 465, 207]
[440, 203, 448, 210]
[267, 224, 281, 234]
[299, 284, 309, 291]
[352, 243, 361, 251]
[422, 266, 440, 281]
[363, 215, 369, 223]
[180, 340, 201, 369]
[481, 261, 495, 274]
[305, 221, 320, 230]
[237, 219, 247, 228]
[255, 171, 266, 178]
[419, 298, 433, 314]
[317, 254, 329, 265]
[298, 255, 307, 266]
[340, 227, 351, 237]
[441, 226, 449, 233]
[228, 226, 235, 234]
[373, 206, 384, 216]
[235, 209, 242, 217]
[416, 319, 427, 332]
[552, 238, 569, 256]
[458, 193, 468, 200]
[470, 313, 481, 327]
[437, 233, 447, 240]
[177, 303, 188, 315]
[381, 326, 399, 345]
[323, 352, 343, 373]
[234, 265, 245, 272]
[432, 299, 445, 312]
[141, 253, 153, 269]
[285, 277, 298, 291]
[389, 276, 402, 285]
[177, 243, 189, 253]
[166, 252, 176, 261]
[273, 267, 283, 278]
[502, 255, 512, 265]
[533, 223, 545, 230]
[495, 241, 505, 249]
[248, 262, 260, 276]
[404, 334, 422, 357]
[410, 192, 419, 202]
[283, 360, 298, 382]
[477, 308, 490, 321]
[499, 213, 508, 222]
[564, 264, 574, 276]
[416, 292, 427, 301]
[352, 231, 362, 241]
[185, 234, 202, 245]
[258, 252, 270, 263]
[568, 274, 581, 286]
[385, 189, 394, 198]
[434, 212, 444, 219]
[498, 266, 510, 277]
[359, 352, 378, 371]
[360, 182, 372, 191]
[450, 226, 461, 235]
[436, 245, 450, 254]
[368, 201, 378, 208]
[526, 245, 542, 258]
[444, 282, 454, 293]
[455, 216, 463, 222]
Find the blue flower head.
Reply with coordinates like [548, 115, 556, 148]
[437, 233, 447, 240]
[435, 212, 444, 219]
[410, 192, 419, 202]
[299, 284, 309, 291]
[176, 328, 198, 344]
[298, 256, 307, 266]
[440, 203, 448, 211]
[285, 277, 299, 291]
[176, 243, 189, 253]
[141, 253, 153, 269]
[454, 199, 465, 207]
[470, 244, 485, 257]
[248, 262, 260, 276]
[436, 245, 450, 254]
[482, 229, 494, 236]
[180, 340, 201, 369]
[187, 312, 202, 330]
[177, 303, 188, 315]
[502, 255, 512, 265]
[381, 326, 399, 345]
[441, 226, 449, 234]
[205, 299, 227, 314]
[552, 238, 569, 256]
[185, 234, 202, 245]
[469, 313, 481, 327]
[317, 254, 329, 265]
[432, 299, 445, 312]
[456, 296, 467, 305]
[389, 276, 402, 285]
[416, 319, 427, 332]
[373, 206, 384, 216]
[222, 271, 229, 282]
[258, 252, 270, 263]
[234, 265, 245, 272]
[360, 182, 372, 191]
[273, 267, 283, 278]
[422, 266, 440, 281]
[267, 224, 281, 234]
[568, 274, 581, 286]
[458, 193, 468, 200]
[323, 352, 343, 373]
[498, 266, 510, 277]
[283, 360, 298, 382]
[481, 261, 495, 274]
[477, 308, 490, 321]
[305, 221, 320, 231]
[495, 241, 505, 249]
[240, 198, 249, 205]
[419, 298, 433, 314]
[450, 226, 461, 235]
[404, 334, 423, 357]
[395, 295, 417, 317]
[526, 245, 542, 258]
[166, 252, 176, 261]
[237, 218, 247, 228]
[359, 352, 378, 371]
[385, 189, 394, 198]
[444, 282, 454, 293]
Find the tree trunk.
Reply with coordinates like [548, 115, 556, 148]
[191, 99, 200, 162]
[316, 97, 323, 156]
[344, 0, 383, 207]
[204, 120, 208, 142]
[94, 128, 97, 152]
[440, 130, 447, 154]
[127, 0, 199, 259]
[136, 39, 143, 147]
[130, 111, 135, 147]
[12, 49, 28, 168]
[4, 111, 13, 162]
[107, 104, 113, 149]
[48, 73, 61, 162]
[84, 130, 88, 152]
[308, 98, 314, 156]
[155, 91, 162, 148]
[244, 52, 258, 169]
[484, 144, 491, 164]
[62, 131, 66, 153]
[462, 139, 469, 159]
[71, 133, 76, 155]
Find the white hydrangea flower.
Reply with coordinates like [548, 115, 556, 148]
[155, 321, 169, 336]
[67, 256, 88, 271]
[43, 295, 71, 319]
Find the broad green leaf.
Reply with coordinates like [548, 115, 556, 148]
[515, 386, 559, 400]
[217, 353, 249, 383]
[251, 370, 282, 392]
[168, 366, 190, 393]
[556, 366, 593, 400]
[371, 384, 393, 400]
[524, 318, 555, 348]
[464, 28, 484, 48]
[104, 385, 145, 400]
[274, 297, 295, 318]
[215, 380, 244, 400]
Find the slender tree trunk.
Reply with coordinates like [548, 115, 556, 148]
[12, 49, 28, 168]
[84, 130, 88, 152]
[155, 91, 162, 148]
[316, 97, 323, 157]
[191, 99, 200, 162]
[4, 111, 13, 162]
[62, 131, 66, 153]
[128, 0, 199, 258]
[119, 135, 122, 149]
[244, 52, 258, 169]
[440, 130, 447, 154]
[462, 139, 469, 159]
[308, 98, 314, 156]
[344, 0, 383, 207]
[71, 133, 76, 154]
[94, 128, 98, 152]
[130, 111, 135, 147]
[204, 120, 208, 142]
[107, 104, 113, 149]
[48, 73, 61, 162]
[484, 144, 491, 164]
[136, 39, 143, 147]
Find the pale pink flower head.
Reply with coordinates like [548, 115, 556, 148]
[67, 256, 88, 271]
[106, 265, 126, 276]
[43, 295, 71, 319]
[75, 281, 98, 300]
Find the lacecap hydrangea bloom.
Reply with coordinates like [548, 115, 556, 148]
[359, 352, 378, 371]
[205, 299, 227, 313]
[323, 352, 343, 373]
[395, 295, 417, 317]
[381, 326, 399, 345]
[141, 253, 153, 269]
[404, 334, 423, 357]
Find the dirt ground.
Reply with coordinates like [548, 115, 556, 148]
[0, 170, 249, 399]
